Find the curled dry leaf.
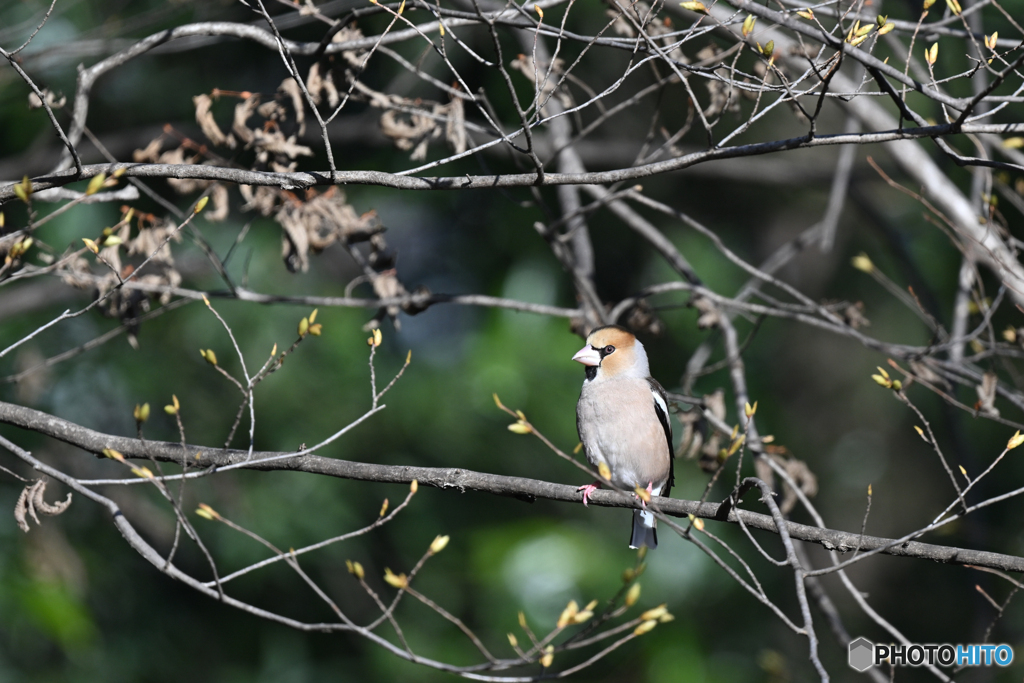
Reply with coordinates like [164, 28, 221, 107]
[233, 94, 260, 145]
[205, 184, 230, 222]
[331, 26, 371, 69]
[133, 136, 164, 163]
[445, 95, 467, 155]
[306, 62, 340, 108]
[842, 301, 870, 329]
[15, 480, 72, 533]
[380, 109, 438, 160]
[28, 88, 66, 110]
[159, 146, 213, 195]
[689, 294, 721, 329]
[240, 184, 279, 216]
[976, 371, 1000, 417]
[258, 134, 313, 164]
[193, 94, 237, 149]
[278, 78, 306, 137]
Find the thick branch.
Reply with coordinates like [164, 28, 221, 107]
[7, 121, 1024, 205]
[2, 400, 1022, 573]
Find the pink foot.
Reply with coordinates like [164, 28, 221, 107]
[634, 481, 654, 508]
[578, 482, 600, 506]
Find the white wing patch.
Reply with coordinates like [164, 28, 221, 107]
[651, 388, 669, 421]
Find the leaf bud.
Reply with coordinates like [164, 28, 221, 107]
[742, 14, 756, 37]
[429, 535, 450, 554]
[383, 568, 408, 589]
[634, 620, 657, 635]
[507, 421, 532, 434]
[346, 560, 365, 580]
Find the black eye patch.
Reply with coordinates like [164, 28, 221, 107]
[599, 345, 615, 357]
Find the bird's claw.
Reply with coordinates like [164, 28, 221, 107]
[633, 481, 655, 509]
[578, 482, 600, 507]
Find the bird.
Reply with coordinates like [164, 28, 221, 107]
[573, 325, 674, 549]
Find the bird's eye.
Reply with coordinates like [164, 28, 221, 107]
[602, 345, 615, 356]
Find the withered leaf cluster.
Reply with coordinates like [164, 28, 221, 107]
[304, 26, 468, 161]
[243, 186, 383, 273]
[60, 210, 183, 345]
[351, 79, 468, 161]
[190, 79, 313, 171]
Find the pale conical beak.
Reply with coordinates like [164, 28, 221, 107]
[572, 345, 601, 367]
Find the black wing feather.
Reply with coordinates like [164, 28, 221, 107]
[648, 378, 674, 499]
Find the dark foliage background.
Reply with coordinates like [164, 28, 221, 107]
[2, 0, 1024, 680]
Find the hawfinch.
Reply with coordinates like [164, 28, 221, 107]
[573, 325, 674, 549]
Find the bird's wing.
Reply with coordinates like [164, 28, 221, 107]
[647, 377, 674, 498]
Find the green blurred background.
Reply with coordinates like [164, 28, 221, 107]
[2, 0, 1024, 680]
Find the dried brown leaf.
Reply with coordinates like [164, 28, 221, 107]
[14, 483, 33, 532]
[240, 184, 279, 216]
[28, 89, 66, 109]
[332, 26, 370, 68]
[193, 94, 236, 148]
[689, 294, 721, 329]
[278, 78, 306, 137]
[445, 95, 467, 154]
[257, 132, 314, 160]
[976, 371, 1000, 417]
[380, 109, 438, 156]
[133, 137, 163, 163]
[233, 95, 260, 145]
[15, 480, 72, 532]
[32, 481, 72, 516]
[306, 62, 340, 108]
[842, 302, 870, 329]
[205, 184, 230, 222]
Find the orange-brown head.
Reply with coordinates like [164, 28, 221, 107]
[571, 325, 650, 381]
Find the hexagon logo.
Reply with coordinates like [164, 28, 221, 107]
[849, 637, 875, 672]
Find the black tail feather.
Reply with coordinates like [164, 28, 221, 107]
[629, 509, 658, 549]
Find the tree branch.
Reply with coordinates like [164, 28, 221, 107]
[2, 399, 1022, 573]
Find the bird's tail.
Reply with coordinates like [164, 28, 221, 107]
[629, 508, 658, 549]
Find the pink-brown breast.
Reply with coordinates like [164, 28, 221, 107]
[577, 376, 672, 492]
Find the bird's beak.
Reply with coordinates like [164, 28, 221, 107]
[572, 345, 601, 367]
